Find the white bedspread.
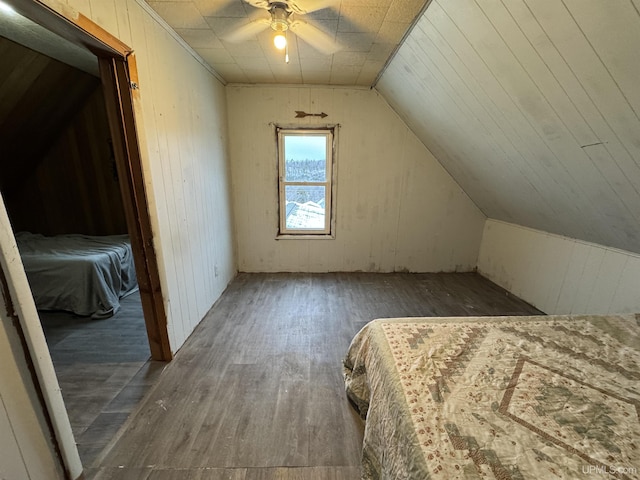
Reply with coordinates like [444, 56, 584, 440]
[16, 232, 139, 318]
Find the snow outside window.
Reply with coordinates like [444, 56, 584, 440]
[277, 128, 335, 236]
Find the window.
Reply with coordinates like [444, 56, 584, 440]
[277, 128, 335, 236]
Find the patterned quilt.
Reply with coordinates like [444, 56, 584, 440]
[343, 314, 640, 480]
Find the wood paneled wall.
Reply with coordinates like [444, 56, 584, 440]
[5, 87, 127, 236]
[0, 230, 66, 479]
[478, 220, 640, 314]
[0, 296, 65, 480]
[57, 0, 236, 351]
[227, 85, 486, 273]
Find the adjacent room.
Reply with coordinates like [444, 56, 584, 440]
[0, 0, 638, 479]
[0, 28, 164, 465]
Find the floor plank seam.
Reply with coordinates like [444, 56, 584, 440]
[87, 360, 170, 469]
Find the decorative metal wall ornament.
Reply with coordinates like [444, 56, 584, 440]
[295, 111, 328, 118]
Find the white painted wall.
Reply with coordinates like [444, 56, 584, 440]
[58, 0, 237, 351]
[478, 219, 640, 315]
[0, 208, 67, 479]
[227, 85, 485, 273]
[0, 312, 65, 479]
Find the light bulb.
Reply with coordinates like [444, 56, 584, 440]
[274, 33, 287, 50]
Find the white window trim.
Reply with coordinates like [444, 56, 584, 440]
[276, 127, 337, 238]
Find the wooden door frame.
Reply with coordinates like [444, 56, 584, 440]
[5, 0, 172, 361]
[99, 56, 172, 361]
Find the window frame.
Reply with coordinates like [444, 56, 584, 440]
[277, 127, 336, 238]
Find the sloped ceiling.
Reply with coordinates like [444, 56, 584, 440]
[377, 0, 640, 254]
[0, 36, 100, 198]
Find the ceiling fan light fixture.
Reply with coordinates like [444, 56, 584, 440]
[274, 33, 287, 50]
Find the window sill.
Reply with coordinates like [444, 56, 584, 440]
[276, 233, 335, 240]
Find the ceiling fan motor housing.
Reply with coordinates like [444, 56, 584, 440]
[270, 2, 291, 31]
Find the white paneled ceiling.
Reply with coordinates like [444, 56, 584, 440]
[377, 0, 640, 254]
[145, 0, 428, 85]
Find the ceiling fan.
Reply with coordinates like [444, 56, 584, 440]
[222, 0, 342, 57]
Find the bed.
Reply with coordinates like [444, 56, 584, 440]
[344, 314, 640, 480]
[16, 232, 139, 319]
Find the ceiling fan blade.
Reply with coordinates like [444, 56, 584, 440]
[289, 0, 340, 14]
[222, 18, 271, 43]
[244, 0, 273, 10]
[290, 20, 341, 55]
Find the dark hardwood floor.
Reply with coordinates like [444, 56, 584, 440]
[81, 272, 543, 479]
[40, 292, 165, 466]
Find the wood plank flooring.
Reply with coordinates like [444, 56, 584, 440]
[40, 292, 165, 466]
[86, 272, 543, 479]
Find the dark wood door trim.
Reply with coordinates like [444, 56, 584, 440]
[100, 56, 172, 361]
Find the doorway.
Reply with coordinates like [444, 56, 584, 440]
[0, 0, 171, 474]
[1, 0, 171, 359]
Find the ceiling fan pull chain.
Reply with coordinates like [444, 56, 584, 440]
[285, 29, 289, 63]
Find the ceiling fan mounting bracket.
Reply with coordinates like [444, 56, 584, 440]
[245, 0, 309, 16]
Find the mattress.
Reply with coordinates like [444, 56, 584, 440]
[16, 232, 139, 318]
